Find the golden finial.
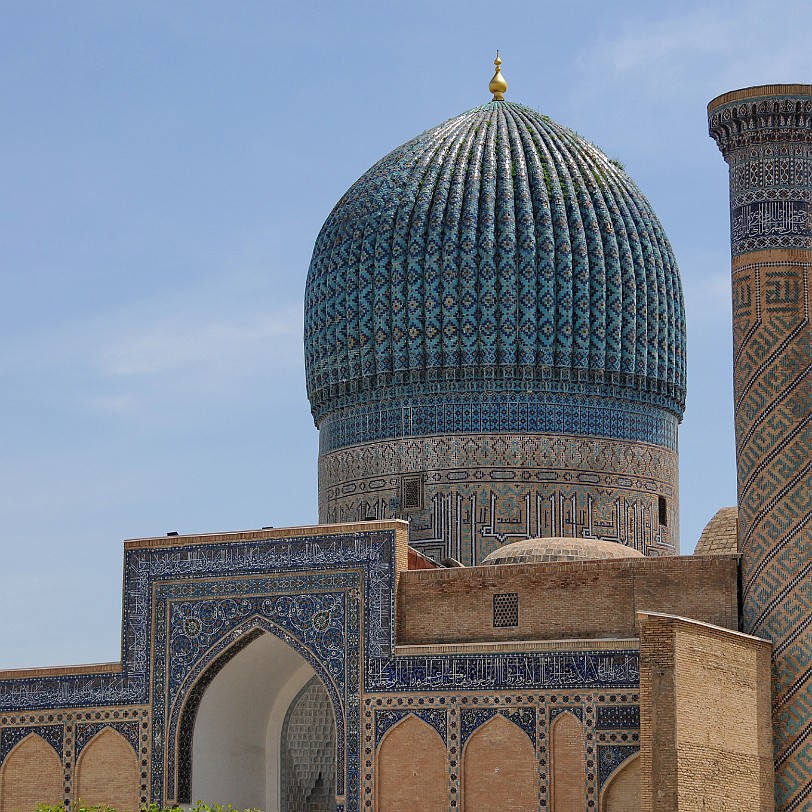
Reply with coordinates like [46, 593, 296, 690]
[489, 50, 507, 101]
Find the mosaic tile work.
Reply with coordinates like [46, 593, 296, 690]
[304, 101, 686, 424]
[0, 529, 642, 810]
[598, 745, 639, 787]
[709, 85, 812, 812]
[75, 720, 140, 758]
[0, 724, 63, 762]
[318, 395, 679, 454]
[374, 708, 447, 746]
[160, 575, 359, 803]
[365, 693, 638, 810]
[596, 704, 639, 730]
[0, 707, 150, 807]
[320, 433, 678, 561]
[709, 91, 812, 256]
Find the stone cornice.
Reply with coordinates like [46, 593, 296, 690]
[708, 85, 812, 156]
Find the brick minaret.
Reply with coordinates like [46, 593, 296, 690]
[709, 85, 812, 811]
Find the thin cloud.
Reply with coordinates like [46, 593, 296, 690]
[591, 3, 812, 93]
[101, 307, 302, 377]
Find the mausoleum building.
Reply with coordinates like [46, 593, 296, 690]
[0, 66, 809, 812]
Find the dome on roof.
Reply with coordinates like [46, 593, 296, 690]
[481, 536, 645, 565]
[304, 100, 686, 426]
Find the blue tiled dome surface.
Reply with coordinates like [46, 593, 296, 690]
[305, 101, 686, 428]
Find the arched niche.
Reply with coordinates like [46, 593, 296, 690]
[75, 727, 139, 810]
[280, 676, 336, 812]
[462, 714, 536, 811]
[601, 752, 640, 812]
[0, 733, 63, 812]
[550, 711, 586, 811]
[180, 629, 337, 812]
[376, 714, 447, 812]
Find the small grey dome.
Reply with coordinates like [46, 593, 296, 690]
[482, 536, 644, 565]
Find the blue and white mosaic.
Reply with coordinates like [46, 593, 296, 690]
[0, 528, 641, 810]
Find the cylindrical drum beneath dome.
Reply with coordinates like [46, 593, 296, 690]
[306, 100, 686, 564]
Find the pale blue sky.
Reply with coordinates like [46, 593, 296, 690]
[1, 0, 810, 668]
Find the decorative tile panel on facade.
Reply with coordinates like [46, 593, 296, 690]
[0, 65, 808, 812]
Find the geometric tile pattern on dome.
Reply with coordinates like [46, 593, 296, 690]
[281, 676, 336, 812]
[709, 87, 812, 812]
[320, 433, 678, 561]
[318, 394, 679, 454]
[305, 101, 686, 426]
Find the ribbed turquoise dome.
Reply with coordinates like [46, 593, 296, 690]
[305, 100, 686, 436]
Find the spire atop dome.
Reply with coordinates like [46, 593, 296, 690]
[488, 51, 507, 100]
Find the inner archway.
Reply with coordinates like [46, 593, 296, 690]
[187, 630, 337, 811]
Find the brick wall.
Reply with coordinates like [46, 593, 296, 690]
[0, 734, 63, 811]
[638, 612, 773, 812]
[551, 712, 586, 810]
[398, 556, 739, 646]
[602, 754, 640, 812]
[462, 714, 537, 811]
[75, 727, 139, 811]
[376, 714, 447, 812]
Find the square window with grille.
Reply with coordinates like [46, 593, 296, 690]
[400, 474, 424, 512]
[493, 592, 519, 627]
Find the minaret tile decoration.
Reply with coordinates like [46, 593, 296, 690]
[709, 84, 812, 812]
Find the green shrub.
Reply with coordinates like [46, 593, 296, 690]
[36, 802, 262, 812]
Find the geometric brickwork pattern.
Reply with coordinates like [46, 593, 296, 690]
[320, 433, 679, 561]
[304, 100, 686, 425]
[731, 254, 812, 812]
[709, 85, 812, 812]
[363, 691, 639, 810]
[281, 676, 336, 812]
[0, 527, 644, 811]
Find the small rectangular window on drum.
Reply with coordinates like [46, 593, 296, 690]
[658, 496, 668, 526]
[493, 592, 519, 627]
[400, 474, 424, 512]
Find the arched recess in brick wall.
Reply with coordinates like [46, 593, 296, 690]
[550, 712, 586, 811]
[0, 733, 63, 812]
[601, 753, 640, 812]
[75, 727, 139, 811]
[376, 714, 447, 812]
[462, 714, 537, 811]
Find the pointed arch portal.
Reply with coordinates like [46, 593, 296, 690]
[178, 630, 337, 811]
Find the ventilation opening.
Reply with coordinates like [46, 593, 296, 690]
[493, 593, 519, 628]
[658, 496, 668, 526]
[400, 474, 424, 512]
